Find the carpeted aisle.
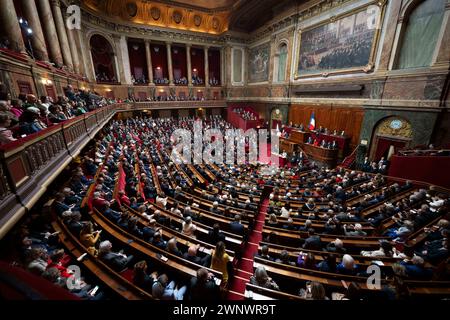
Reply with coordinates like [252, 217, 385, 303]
[227, 198, 269, 300]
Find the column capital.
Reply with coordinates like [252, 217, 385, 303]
[50, 0, 61, 7]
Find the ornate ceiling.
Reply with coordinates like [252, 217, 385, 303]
[82, 0, 233, 34]
[82, 0, 308, 35]
[151, 0, 240, 11]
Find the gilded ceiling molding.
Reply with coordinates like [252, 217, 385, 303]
[82, 0, 230, 35]
[80, 10, 231, 46]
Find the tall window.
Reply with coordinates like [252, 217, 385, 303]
[396, 0, 446, 69]
[277, 44, 288, 82]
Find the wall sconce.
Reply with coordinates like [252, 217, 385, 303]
[193, 68, 197, 72]
[159, 89, 165, 93]
[153, 46, 160, 53]
[132, 44, 139, 51]
[106, 88, 112, 92]
[41, 79, 52, 85]
[156, 66, 161, 70]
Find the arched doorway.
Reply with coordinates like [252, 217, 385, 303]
[369, 116, 413, 161]
[90, 34, 118, 83]
[270, 108, 283, 130]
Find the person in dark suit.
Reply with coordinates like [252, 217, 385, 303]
[98, 240, 134, 272]
[132, 260, 156, 293]
[187, 268, 221, 301]
[208, 223, 226, 245]
[53, 193, 73, 216]
[302, 228, 322, 251]
[229, 215, 245, 236]
[256, 245, 274, 261]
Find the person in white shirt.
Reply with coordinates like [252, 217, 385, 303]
[429, 195, 445, 209]
[280, 206, 291, 218]
[156, 193, 168, 208]
[182, 216, 197, 238]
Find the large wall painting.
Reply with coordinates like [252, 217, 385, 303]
[248, 43, 270, 83]
[296, 2, 386, 78]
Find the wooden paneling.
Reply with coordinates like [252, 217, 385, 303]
[289, 104, 364, 149]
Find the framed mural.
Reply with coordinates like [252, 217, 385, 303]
[248, 42, 270, 83]
[295, 1, 386, 78]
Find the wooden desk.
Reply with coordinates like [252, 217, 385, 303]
[279, 138, 298, 154]
[289, 129, 307, 143]
[302, 144, 338, 167]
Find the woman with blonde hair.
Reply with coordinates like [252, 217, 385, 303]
[267, 214, 278, 226]
[79, 221, 102, 256]
[210, 241, 231, 287]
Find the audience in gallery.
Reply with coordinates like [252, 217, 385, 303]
[232, 107, 258, 121]
[95, 72, 117, 83]
[0, 87, 115, 145]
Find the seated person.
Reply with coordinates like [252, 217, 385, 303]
[249, 266, 279, 291]
[97, 240, 134, 272]
[152, 274, 187, 300]
[133, 260, 157, 292]
[256, 245, 274, 261]
[187, 267, 221, 301]
[337, 254, 359, 276]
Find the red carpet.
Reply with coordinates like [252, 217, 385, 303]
[227, 198, 269, 299]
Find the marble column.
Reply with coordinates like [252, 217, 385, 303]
[204, 46, 210, 87]
[65, 24, 81, 74]
[21, 0, 49, 61]
[186, 44, 192, 86]
[36, 0, 63, 66]
[145, 40, 154, 85]
[50, 0, 74, 71]
[74, 28, 91, 80]
[166, 42, 174, 85]
[220, 47, 225, 86]
[112, 35, 125, 84]
[0, 0, 25, 52]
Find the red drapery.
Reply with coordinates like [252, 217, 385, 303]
[374, 137, 406, 161]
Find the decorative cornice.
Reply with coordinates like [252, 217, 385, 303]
[81, 10, 227, 46]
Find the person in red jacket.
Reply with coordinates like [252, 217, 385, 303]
[118, 190, 131, 206]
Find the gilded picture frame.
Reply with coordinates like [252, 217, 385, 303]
[294, 0, 387, 79]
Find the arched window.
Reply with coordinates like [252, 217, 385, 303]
[277, 44, 288, 82]
[90, 35, 118, 83]
[396, 0, 446, 69]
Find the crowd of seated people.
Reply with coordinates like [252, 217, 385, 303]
[174, 77, 188, 85]
[129, 94, 207, 102]
[209, 77, 220, 86]
[95, 72, 117, 83]
[192, 75, 203, 85]
[306, 136, 338, 149]
[360, 157, 388, 174]
[0, 87, 114, 145]
[398, 144, 450, 157]
[131, 75, 147, 85]
[233, 108, 258, 121]
[154, 77, 170, 85]
[1, 108, 449, 300]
